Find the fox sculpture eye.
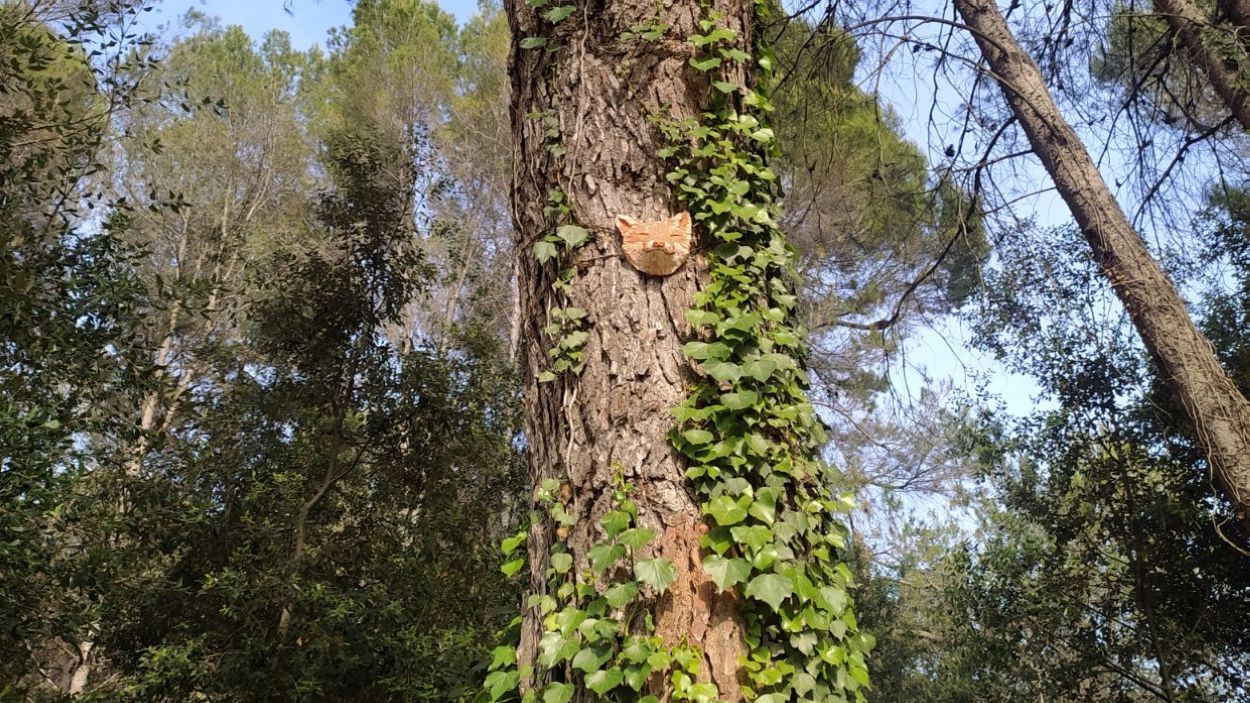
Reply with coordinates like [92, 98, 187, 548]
[615, 212, 693, 276]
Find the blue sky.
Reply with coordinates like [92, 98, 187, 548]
[146, 0, 481, 47]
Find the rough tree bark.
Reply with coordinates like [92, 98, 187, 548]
[505, 0, 749, 697]
[1219, 0, 1250, 31]
[954, 0, 1250, 530]
[1218, 0, 1250, 64]
[1155, 0, 1250, 132]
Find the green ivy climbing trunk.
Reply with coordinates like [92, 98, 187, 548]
[505, 0, 751, 697]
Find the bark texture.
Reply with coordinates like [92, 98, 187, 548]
[1155, 0, 1250, 132]
[504, 0, 748, 696]
[954, 0, 1250, 529]
[1219, 0, 1250, 63]
[1219, 0, 1250, 30]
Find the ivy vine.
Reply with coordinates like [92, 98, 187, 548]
[482, 472, 718, 703]
[533, 188, 591, 382]
[661, 7, 873, 702]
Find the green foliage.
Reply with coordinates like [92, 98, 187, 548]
[660, 8, 872, 702]
[865, 223, 1250, 702]
[533, 191, 591, 382]
[2, 3, 527, 701]
[0, 1, 158, 693]
[480, 473, 713, 703]
[766, 19, 988, 397]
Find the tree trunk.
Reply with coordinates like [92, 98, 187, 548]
[1218, 0, 1250, 60]
[1218, 0, 1250, 30]
[505, 0, 748, 696]
[954, 0, 1250, 531]
[1155, 0, 1250, 132]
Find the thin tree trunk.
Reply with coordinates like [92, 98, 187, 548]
[1218, 0, 1250, 70]
[1155, 0, 1250, 131]
[1218, 0, 1250, 32]
[505, 0, 748, 696]
[954, 0, 1250, 531]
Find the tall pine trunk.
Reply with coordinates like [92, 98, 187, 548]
[1219, 0, 1250, 34]
[505, 0, 749, 695]
[1155, 0, 1250, 132]
[954, 0, 1250, 531]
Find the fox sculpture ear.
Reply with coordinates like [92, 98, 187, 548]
[616, 215, 638, 234]
[672, 211, 691, 232]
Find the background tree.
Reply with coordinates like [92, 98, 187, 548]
[953, 0, 1250, 535]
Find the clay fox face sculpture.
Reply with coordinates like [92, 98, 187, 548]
[616, 212, 692, 276]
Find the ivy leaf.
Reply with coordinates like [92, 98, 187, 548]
[671, 403, 703, 423]
[624, 664, 652, 691]
[703, 360, 742, 383]
[555, 608, 587, 636]
[688, 683, 718, 703]
[682, 428, 714, 445]
[544, 4, 575, 22]
[749, 487, 778, 526]
[588, 543, 626, 573]
[559, 330, 589, 349]
[501, 557, 525, 577]
[745, 432, 771, 457]
[533, 240, 558, 263]
[683, 340, 731, 360]
[520, 36, 547, 49]
[586, 668, 624, 695]
[713, 80, 738, 93]
[605, 581, 639, 608]
[688, 56, 721, 72]
[720, 390, 758, 410]
[705, 494, 748, 526]
[730, 524, 772, 552]
[572, 644, 612, 673]
[749, 127, 775, 143]
[743, 357, 777, 382]
[500, 531, 527, 555]
[543, 683, 574, 703]
[600, 510, 631, 537]
[489, 645, 517, 671]
[703, 555, 751, 591]
[745, 573, 793, 611]
[486, 670, 519, 702]
[556, 224, 589, 247]
[620, 640, 652, 663]
[818, 585, 848, 614]
[701, 526, 734, 554]
[685, 309, 719, 327]
[550, 552, 573, 574]
[618, 527, 656, 549]
[634, 558, 679, 593]
[538, 631, 580, 665]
